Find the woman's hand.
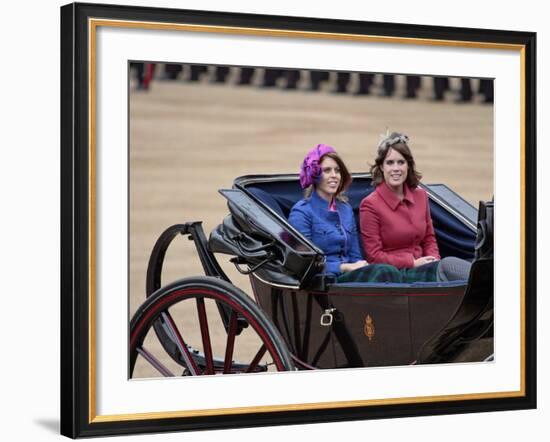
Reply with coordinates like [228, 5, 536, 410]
[340, 260, 368, 273]
[413, 256, 439, 267]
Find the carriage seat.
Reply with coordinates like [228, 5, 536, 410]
[247, 187, 295, 219]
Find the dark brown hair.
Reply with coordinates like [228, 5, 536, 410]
[304, 151, 352, 201]
[369, 132, 422, 188]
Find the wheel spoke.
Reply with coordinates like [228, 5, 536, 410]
[196, 298, 215, 375]
[137, 346, 175, 377]
[246, 345, 267, 373]
[162, 311, 200, 376]
[131, 280, 294, 378]
[223, 310, 239, 374]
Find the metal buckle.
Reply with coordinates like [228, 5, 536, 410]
[320, 308, 336, 326]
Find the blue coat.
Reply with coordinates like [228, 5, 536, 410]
[288, 191, 364, 275]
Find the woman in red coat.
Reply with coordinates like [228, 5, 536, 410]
[359, 132, 470, 282]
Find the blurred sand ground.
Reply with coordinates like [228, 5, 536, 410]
[129, 69, 493, 377]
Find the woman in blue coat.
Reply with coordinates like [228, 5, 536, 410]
[289, 144, 400, 283]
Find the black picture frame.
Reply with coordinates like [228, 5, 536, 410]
[60, 2, 537, 438]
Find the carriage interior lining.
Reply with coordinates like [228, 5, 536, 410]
[244, 178, 476, 259]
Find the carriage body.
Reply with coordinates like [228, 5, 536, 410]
[250, 275, 467, 369]
[130, 173, 493, 377]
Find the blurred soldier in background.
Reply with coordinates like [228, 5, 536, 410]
[237, 67, 255, 85]
[163, 64, 182, 80]
[404, 75, 421, 98]
[433, 77, 450, 101]
[212, 66, 230, 83]
[309, 70, 330, 91]
[188, 65, 208, 82]
[479, 79, 494, 103]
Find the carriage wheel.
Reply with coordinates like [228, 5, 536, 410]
[130, 276, 294, 377]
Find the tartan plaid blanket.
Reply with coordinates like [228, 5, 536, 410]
[336, 262, 439, 284]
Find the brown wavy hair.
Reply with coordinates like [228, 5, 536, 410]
[304, 151, 352, 201]
[369, 132, 422, 188]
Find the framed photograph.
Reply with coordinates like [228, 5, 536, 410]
[60, 2, 536, 438]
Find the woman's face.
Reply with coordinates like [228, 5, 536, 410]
[381, 147, 408, 192]
[316, 156, 341, 200]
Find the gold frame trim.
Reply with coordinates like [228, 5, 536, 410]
[88, 18, 527, 423]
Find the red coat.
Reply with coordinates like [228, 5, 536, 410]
[359, 182, 440, 269]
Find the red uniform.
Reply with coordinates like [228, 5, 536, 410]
[359, 182, 440, 269]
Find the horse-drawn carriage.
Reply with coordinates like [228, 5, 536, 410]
[130, 173, 493, 377]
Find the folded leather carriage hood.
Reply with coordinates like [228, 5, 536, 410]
[209, 214, 269, 259]
[209, 189, 323, 287]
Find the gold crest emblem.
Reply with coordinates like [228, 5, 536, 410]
[364, 314, 375, 341]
